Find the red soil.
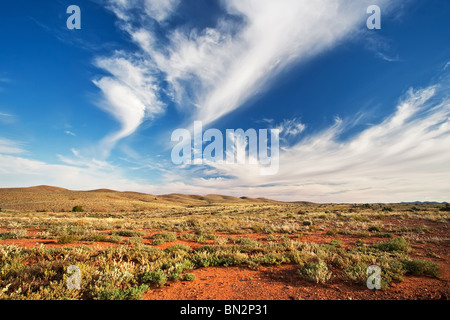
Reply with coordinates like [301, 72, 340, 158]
[144, 265, 448, 300]
[1, 221, 448, 300]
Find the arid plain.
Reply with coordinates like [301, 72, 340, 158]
[0, 186, 448, 300]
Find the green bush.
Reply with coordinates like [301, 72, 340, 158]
[368, 226, 381, 232]
[140, 270, 167, 287]
[165, 244, 192, 253]
[112, 230, 144, 237]
[57, 233, 80, 244]
[0, 230, 27, 240]
[152, 232, 177, 245]
[96, 285, 149, 300]
[376, 238, 409, 252]
[83, 232, 108, 242]
[184, 273, 196, 281]
[234, 237, 259, 246]
[329, 239, 342, 247]
[107, 234, 123, 243]
[72, 206, 84, 212]
[298, 260, 332, 284]
[402, 259, 440, 278]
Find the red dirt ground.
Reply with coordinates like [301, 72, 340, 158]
[1, 221, 448, 300]
[144, 265, 448, 300]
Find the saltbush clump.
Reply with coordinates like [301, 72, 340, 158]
[402, 259, 440, 278]
[72, 206, 84, 212]
[376, 237, 410, 252]
[184, 273, 196, 281]
[298, 260, 332, 284]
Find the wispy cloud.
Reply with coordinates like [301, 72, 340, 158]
[64, 130, 77, 137]
[93, 53, 164, 156]
[187, 80, 450, 202]
[95, 0, 398, 148]
[444, 61, 450, 70]
[1, 77, 448, 202]
[363, 32, 400, 62]
[0, 138, 25, 155]
[276, 118, 306, 139]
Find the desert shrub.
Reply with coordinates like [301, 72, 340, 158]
[329, 239, 342, 247]
[112, 230, 144, 237]
[108, 234, 123, 243]
[184, 273, 196, 281]
[72, 206, 84, 212]
[140, 269, 167, 287]
[439, 204, 450, 212]
[34, 231, 51, 239]
[352, 215, 370, 222]
[152, 232, 177, 244]
[298, 260, 332, 284]
[302, 220, 312, 226]
[402, 259, 440, 278]
[126, 237, 142, 245]
[215, 237, 228, 245]
[377, 232, 394, 238]
[83, 232, 108, 242]
[165, 244, 192, 253]
[326, 229, 338, 236]
[234, 238, 259, 247]
[357, 231, 371, 238]
[368, 225, 381, 232]
[344, 263, 369, 284]
[96, 285, 149, 300]
[376, 238, 409, 252]
[382, 207, 393, 212]
[0, 230, 27, 240]
[57, 233, 80, 244]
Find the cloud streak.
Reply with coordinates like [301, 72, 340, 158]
[93, 53, 164, 156]
[187, 80, 450, 202]
[1, 77, 448, 203]
[96, 0, 396, 143]
[0, 138, 25, 154]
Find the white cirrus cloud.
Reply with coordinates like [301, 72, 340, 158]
[0, 138, 25, 155]
[96, 0, 399, 144]
[1, 78, 448, 203]
[185, 80, 450, 203]
[93, 53, 164, 155]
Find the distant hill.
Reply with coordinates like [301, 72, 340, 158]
[0, 186, 282, 212]
[0, 185, 69, 193]
[399, 201, 449, 205]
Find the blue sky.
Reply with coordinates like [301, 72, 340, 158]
[0, 0, 449, 202]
